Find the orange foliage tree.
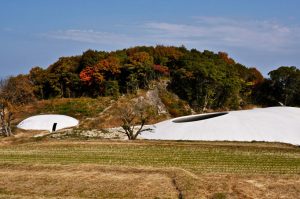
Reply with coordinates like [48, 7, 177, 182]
[79, 56, 121, 96]
[218, 52, 235, 65]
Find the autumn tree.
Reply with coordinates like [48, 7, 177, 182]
[79, 66, 104, 96]
[80, 49, 107, 72]
[79, 56, 121, 96]
[218, 51, 235, 65]
[19, 45, 285, 110]
[95, 56, 121, 78]
[1, 75, 35, 105]
[152, 64, 170, 78]
[154, 45, 183, 66]
[239, 67, 265, 106]
[123, 52, 155, 92]
[248, 67, 264, 86]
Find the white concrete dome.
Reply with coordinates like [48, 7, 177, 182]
[17, 114, 79, 132]
[141, 107, 300, 145]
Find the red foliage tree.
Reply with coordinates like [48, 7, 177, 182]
[79, 66, 95, 85]
[248, 67, 264, 86]
[152, 64, 170, 76]
[95, 56, 121, 79]
[218, 52, 235, 65]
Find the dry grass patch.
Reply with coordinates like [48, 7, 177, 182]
[0, 164, 179, 199]
[0, 139, 299, 198]
[195, 174, 300, 199]
[0, 164, 299, 199]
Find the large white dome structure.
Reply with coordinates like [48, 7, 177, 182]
[141, 107, 300, 145]
[17, 114, 79, 132]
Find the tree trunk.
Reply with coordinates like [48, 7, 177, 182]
[0, 104, 13, 137]
[202, 94, 208, 112]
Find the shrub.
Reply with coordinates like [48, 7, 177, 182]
[159, 91, 191, 117]
[211, 193, 227, 199]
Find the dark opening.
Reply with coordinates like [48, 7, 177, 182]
[52, 123, 57, 132]
[172, 112, 228, 123]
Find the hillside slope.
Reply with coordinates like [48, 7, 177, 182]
[13, 82, 191, 131]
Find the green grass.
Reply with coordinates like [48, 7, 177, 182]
[40, 97, 111, 118]
[17, 97, 112, 121]
[0, 140, 299, 174]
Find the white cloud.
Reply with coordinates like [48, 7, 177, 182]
[44, 29, 134, 47]
[144, 17, 300, 52]
[44, 17, 300, 53]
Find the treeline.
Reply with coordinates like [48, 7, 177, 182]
[1, 45, 300, 111]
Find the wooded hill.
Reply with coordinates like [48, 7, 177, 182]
[1, 45, 300, 112]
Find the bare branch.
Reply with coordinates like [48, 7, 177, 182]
[117, 99, 155, 140]
[0, 100, 13, 137]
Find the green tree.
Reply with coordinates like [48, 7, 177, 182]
[123, 52, 155, 92]
[29, 67, 47, 99]
[169, 49, 242, 111]
[48, 56, 82, 98]
[268, 66, 300, 106]
[80, 49, 107, 71]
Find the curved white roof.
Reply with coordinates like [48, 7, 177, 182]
[17, 114, 79, 132]
[141, 107, 300, 145]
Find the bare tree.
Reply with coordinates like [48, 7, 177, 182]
[117, 99, 154, 140]
[0, 79, 14, 136]
[0, 100, 13, 137]
[0, 78, 7, 93]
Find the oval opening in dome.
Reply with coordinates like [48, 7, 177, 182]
[172, 112, 228, 123]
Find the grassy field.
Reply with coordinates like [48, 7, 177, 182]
[14, 97, 114, 120]
[0, 138, 299, 198]
[1, 140, 299, 175]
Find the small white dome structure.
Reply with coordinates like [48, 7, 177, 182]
[141, 107, 300, 145]
[17, 114, 79, 132]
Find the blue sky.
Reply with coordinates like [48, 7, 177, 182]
[1, 0, 300, 77]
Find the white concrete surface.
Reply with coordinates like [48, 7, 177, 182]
[17, 114, 79, 132]
[141, 107, 300, 145]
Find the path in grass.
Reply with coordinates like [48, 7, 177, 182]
[0, 140, 299, 174]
